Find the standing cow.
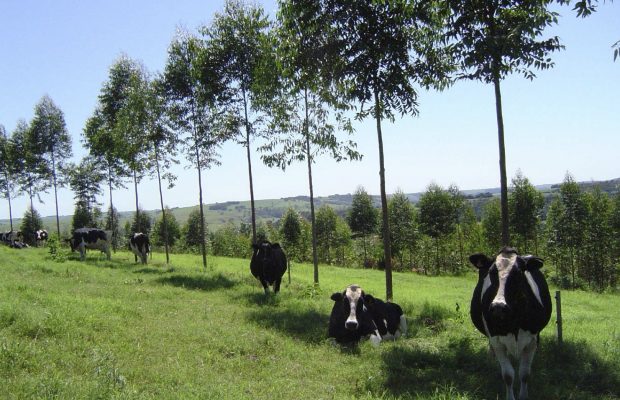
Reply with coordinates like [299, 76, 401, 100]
[68, 228, 111, 261]
[129, 232, 150, 264]
[35, 229, 48, 246]
[469, 247, 552, 400]
[250, 241, 287, 294]
[328, 284, 406, 346]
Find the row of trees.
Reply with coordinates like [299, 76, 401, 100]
[1, 0, 615, 299]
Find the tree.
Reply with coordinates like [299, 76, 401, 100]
[315, 205, 338, 264]
[447, 0, 563, 246]
[0, 124, 17, 231]
[280, 207, 302, 263]
[20, 206, 43, 245]
[12, 119, 51, 213]
[152, 208, 181, 248]
[481, 197, 503, 254]
[130, 208, 152, 235]
[104, 205, 121, 251]
[508, 171, 544, 253]
[66, 157, 105, 231]
[183, 208, 207, 251]
[388, 190, 418, 270]
[298, 0, 450, 299]
[162, 31, 231, 268]
[205, 0, 271, 245]
[30, 95, 72, 238]
[347, 187, 379, 267]
[259, 1, 360, 285]
[582, 187, 613, 290]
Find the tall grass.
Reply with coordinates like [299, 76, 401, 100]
[0, 245, 618, 399]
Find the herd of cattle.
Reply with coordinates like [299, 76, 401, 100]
[2, 226, 551, 399]
[1, 229, 48, 248]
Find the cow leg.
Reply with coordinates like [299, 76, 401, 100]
[79, 243, 86, 261]
[517, 334, 538, 400]
[261, 279, 270, 295]
[490, 337, 516, 400]
[274, 277, 282, 294]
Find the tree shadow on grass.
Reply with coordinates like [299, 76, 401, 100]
[133, 266, 175, 275]
[380, 337, 620, 400]
[156, 273, 237, 292]
[246, 307, 330, 345]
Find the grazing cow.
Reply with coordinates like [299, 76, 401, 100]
[129, 232, 150, 264]
[35, 229, 48, 245]
[68, 228, 111, 261]
[328, 284, 406, 346]
[1, 230, 22, 245]
[469, 247, 552, 400]
[250, 241, 287, 294]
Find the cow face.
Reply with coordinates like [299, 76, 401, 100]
[470, 247, 544, 322]
[331, 285, 366, 331]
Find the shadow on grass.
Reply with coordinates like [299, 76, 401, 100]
[133, 267, 175, 275]
[246, 307, 330, 345]
[156, 273, 237, 291]
[380, 337, 620, 400]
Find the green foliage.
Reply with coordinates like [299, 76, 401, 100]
[19, 206, 43, 245]
[130, 208, 152, 235]
[152, 208, 181, 248]
[388, 190, 418, 270]
[210, 223, 252, 259]
[104, 205, 122, 250]
[418, 183, 460, 240]
[72, 201, 99, 231]
[182, 208, 207, 250]
[46, 234, 66, 262]
[509, 171, 544, 253]
[481, 198, 502, 253]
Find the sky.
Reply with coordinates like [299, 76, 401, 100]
[0, 0, 618, 220]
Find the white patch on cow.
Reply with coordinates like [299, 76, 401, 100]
[369, 331, 382, 346]
[345, 285, 362, 326]
[524, 271, 543, 306]
[399, 314, 408, 337]
[480, 274, 492, 302]
[490, 329, 537, 359]
[492, 252, 517, 306]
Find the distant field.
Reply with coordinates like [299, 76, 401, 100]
[0, 245, 618, 399]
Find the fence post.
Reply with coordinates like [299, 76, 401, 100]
[555, 290, 563, 344]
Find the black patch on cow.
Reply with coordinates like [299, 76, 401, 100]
[328, 289, 378, 344]
[364, 294, 404, 337]
[250, 241, 287, 294]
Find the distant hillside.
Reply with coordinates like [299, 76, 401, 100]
[2, 177, 618, 235]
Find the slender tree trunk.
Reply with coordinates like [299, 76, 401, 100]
[493, 69, 510, 247]
[28, 181, 34, 214]
[51, 151, 61, 238]
[154, 146, 170, 264]
[304, 88, 319, 284]
[242, 90, 257, 244]
[374, 90, 393, 301]
[133, 168, 140, 232]
[108, 166, 116, 251]
[190, 107, 208, 269]
[4, 173, 13, 231]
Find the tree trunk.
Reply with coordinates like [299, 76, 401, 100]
[194, 139, 207, 269]
[493, 70, 510, 247]
[108, 165, 116, 251]
[50, 151, 61, 238]
[242, 89, 257, 244]
[154, 145, 170, 264]
[133, 168, 140, 232]
[304, 88, 319, 284]
[28, 181, 34, 214]
[374, 90, 393, 301]
[4, 173, 13, 231]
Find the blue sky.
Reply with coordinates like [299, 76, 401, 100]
[0, 0, 618, 220]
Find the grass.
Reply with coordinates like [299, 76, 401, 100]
[0, 245, 618, 399]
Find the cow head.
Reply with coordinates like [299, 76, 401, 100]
[330, 284, 367, 331]
[470, 247, 544, 321]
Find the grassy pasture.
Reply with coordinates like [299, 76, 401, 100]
[0, 246, 618, 400]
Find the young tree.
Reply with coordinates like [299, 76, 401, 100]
[296, 0, 450, 299]
[347, 187, 379, 267]
[152, 207, 181, 248]
[20, 206, 43, 245]
[388, 190, 418, 270]
[446, 0, 563, 246]
[481, 198, 503, 254]
[162, 31, 231, 268]
[104, 205, 121, 251]
[315, 204, 338, 264]
[183, 208, 207, 251]
[583, 187, 613, 290]
[280, 207, 302, 262]
[130, 208, 152, 235]
[66, 157, 105, 230]
[0, 124, 17, 231]
[30, 95, 72, 238]
[508, 171, 544, 253]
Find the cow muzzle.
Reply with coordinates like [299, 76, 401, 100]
[345, 319, 359, 331]
[489, 301, 511, 319]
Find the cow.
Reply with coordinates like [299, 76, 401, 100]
[469, 247, 552, 400]
[129, 232, 150, 264]
[328, 284, 407, 346]
[35, 229, 48, 245]
[250, 241, 287, 294]
[1, 230, 22, 245]
[68, 228, 111, 261]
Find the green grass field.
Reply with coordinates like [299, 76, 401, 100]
[1, 245, 618, 399]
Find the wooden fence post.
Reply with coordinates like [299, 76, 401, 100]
[555, 290, 563, 344]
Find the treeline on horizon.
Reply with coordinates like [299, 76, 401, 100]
[1, 1, 616, 293]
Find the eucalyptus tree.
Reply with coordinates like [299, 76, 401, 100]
[204, 0, 271, 245]
[0, 124, 17, 230]
[446, 0, 563, 246]
[292, 0, 450, 299]
[66, 156, 105, 230]
[12, 119, 51, 213]
[348, 187, 379, 267]
[161, 31, 232, 268]
[30, 95, 72, 238]
[508, 171, 544, 253]
[481, 198, 503, 253]
[258, 2, 360, 284]
[388, 190, 417, 270]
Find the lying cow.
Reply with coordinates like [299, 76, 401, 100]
[68, 228, 111, 261]
[250, 241, 287, 294]
[328, 284, 406, 346]
[129, 232, 150, 264]
[1, 230, 22, 245]
[35, 229, 48, 246]
[469, 247, 552, 400]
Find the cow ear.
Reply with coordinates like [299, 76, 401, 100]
[523, 256, 544, 271]
[469, 253, 492, 269]
[271, 243, 281, 249]
[364, 294, 375, 305]
[331, 292, 343, 302]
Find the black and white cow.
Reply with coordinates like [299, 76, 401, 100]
[1, 230, 22, 245]
[328, 284, 407, 346]
[129, 232, 150, 264]
[250, 241, 287, 294]
[35, 229, 48, 245]
[469, 247, 552, 400]
[68, 228, 111, 261]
